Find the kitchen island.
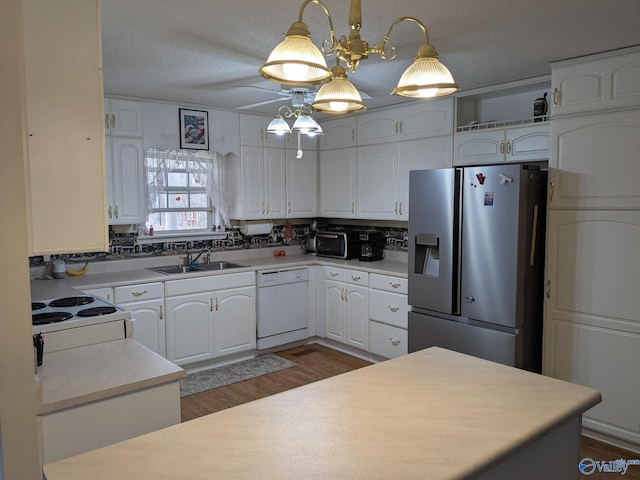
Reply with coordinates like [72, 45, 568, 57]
[43, 347, 600, 479]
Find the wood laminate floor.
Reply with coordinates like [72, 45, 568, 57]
[180, 344, 640, 479]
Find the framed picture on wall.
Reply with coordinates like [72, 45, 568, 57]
[179, 108, 209, 150]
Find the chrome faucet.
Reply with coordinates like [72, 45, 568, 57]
[187, 248, 211, 265]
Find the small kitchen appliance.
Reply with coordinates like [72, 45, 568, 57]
[358, 231, 385, 261]
[315, 230, 362, 259]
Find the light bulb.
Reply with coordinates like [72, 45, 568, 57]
[282, 63, 310, 82]
[328, 101, 349, 112]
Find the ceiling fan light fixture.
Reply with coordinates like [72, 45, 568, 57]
[266, 115, 292, 135]
[391, 44, 459, 98]
[292, 113, 323, 136]
[312, 65, 367, 114]
[259, 22, 332, 86]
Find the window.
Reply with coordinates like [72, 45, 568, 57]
[144, 149, 228, 234]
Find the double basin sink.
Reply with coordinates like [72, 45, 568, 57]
[147, 261, 248, 275]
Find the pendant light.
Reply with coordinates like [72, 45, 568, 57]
[312, 64, 366, 114]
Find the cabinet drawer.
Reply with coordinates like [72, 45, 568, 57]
[114, 282, 163, 303]
[369, 290, 409, 328]
[324, 266, 345, 282]
[369, 274, 407, 294]
[165, 271, 255, 297]
[344, 269, 368, 286]
[369, 321, 407, 359]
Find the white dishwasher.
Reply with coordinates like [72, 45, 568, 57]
[257, 267, 309, 350]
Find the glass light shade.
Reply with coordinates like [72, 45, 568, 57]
[266, 115, 291, 135]
[259, 28, 332, 86]
[292, 114, 323, 136]
[312, 66, 367, 114]
[391, 56, 459, 98]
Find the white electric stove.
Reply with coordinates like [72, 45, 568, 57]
[31, 295, 134, 354]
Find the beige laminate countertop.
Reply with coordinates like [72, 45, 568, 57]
[43, 347, 601, 480]
[36, 339, 185, 414]
[30, 247, 409, 300]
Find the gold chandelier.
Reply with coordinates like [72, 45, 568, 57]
[259, 0, 459, 114]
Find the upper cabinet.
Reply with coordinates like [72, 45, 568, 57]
[551, 46, 640, 116]
[240, 114, 287, 148]
[286, 148, 317, 218]
[23, 0, 108, 255]
[356, 99, 454, 145]
[453, 77, 551, 166]
[104, 98, 143, 137]
[105, 137, 144, 224]
[320, 116, 357, 150]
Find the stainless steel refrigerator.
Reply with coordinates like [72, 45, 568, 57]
[407, 164, 547, 372]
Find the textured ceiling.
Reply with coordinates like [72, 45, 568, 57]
[101, 0, 640, 116]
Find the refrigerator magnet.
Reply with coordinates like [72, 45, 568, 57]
[484, 192, 494, 206]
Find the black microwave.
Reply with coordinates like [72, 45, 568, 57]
[315, 231, 361, 259]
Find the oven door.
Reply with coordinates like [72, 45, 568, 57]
[315, 232, 347, 259]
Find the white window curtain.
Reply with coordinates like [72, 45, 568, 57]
[144, 148, 229, 229]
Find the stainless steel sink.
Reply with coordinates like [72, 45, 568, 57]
[147, 261, 247, 275]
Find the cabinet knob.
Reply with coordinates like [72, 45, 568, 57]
[388, 306, 400, 313]
[390, 282, 401, 289]
[389, 338, 401, 346]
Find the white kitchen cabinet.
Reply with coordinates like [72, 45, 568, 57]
[105, 136, 145, 224]
[356, 99, 454, 145]
[286, 148, 317, 218]
[548, 109, 640, 210]
[323, 267, 368, 350]
[229, 146, 286, 219]
[165, 272, 255, 367]
[240, 113, 286, 148]
[22, 0, 108, 255]
[214, 286, 255, 357]
[453, 124, 549, 166]
[104, 98, 143, 137]
[551, 46, 640, 116]
[357, 136, 452, 220]
[368, 274, 409, 359]
[319, 147, 357, 218]
[543, 209, 640, 448]
[320, 116, 357, 149]
[114, 283, 165, 357]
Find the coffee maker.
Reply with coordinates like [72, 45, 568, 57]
[358, 231, 385, 261]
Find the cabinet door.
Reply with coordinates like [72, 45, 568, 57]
[548, 109, 640, 209]
[398, 136, 453, 220]
[320, 116, 357, 149]
[506, 124, 550, 163]
[165, 292, 214, 365]
[23, 0, 108, 255]
[356, 108, 399, 145]
[106, 137, 144, 224]
[286, 149, 317, 218]
[105, 98, 143, 137]
[453, 130, 504, 165]
[240, 114, 285, 148]
[551, 48, 640, 115]
[399, 99, 454, 141]
[213, 286, 256, 357]
[264, 147, 286, 218]
[345, 284, 368, 350]
[239, 146, 265, 219]
[356, 143, 399, 219]
[126, 300, 166, 357]
[324, 280, 345, 342]
[319, 148, 356, 217]
[544, 210, 640, 445]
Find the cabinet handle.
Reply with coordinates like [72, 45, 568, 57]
[351, 275, 361, 281]
[394, 202, 398, 215]
[506, 140, 512, 155]
[105, 114, 110, 130]
[330, 271, 339, 277]
[395, 121, 399, 134]
[288, 201, 292, 214]
[216, 297, 220, 311]
[210, 297, 214, 312]
[552, 87, 560, 108]
[114, 204, 119, 219]
[351, 128, 355, 142]
[549, 182, 554, 202]
[343, 288, 348, 302]
[110, 114, 116, 130]
[545, 280, 551, 299]
[351, 202, 355, 214]
[159, 304, 163, 320]
[389, 338, 401, 347]
[399, 121, 403, 135]
[266, 203, 270, 214]
[108, 204, 113, 219]
[398, 202, 403, 216]
[388, 306, 400, 313]
[500, 141, 505, 155]
[390, 282, 401, 289]
[131, 290, 148, 297]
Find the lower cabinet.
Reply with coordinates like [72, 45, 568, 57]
[114, 282, 165, 357]
[165, 272, 256, 367]
[323, 267, 369, 350]
[368, 274, 409, 359]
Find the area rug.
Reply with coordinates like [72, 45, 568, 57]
[180, 354, 297, 397]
